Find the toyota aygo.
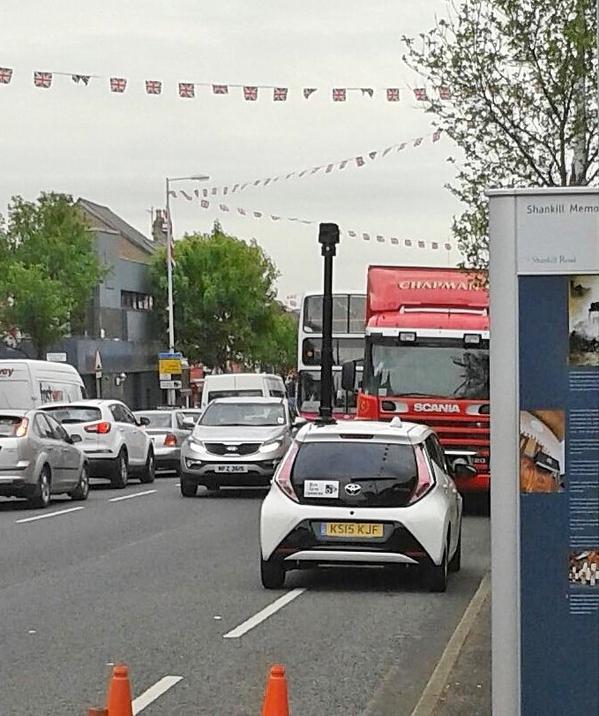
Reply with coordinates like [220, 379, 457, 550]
[260, 418, 469, 592]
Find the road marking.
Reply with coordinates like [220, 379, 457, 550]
[132, 675, 183, 714]
[15, 506, 85, 524]
[410, 572, 491, 716]
[109, 490, 157, 503]
[223, 588, 306, 639]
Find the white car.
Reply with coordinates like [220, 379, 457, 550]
[260, 419, 468, 592]
[41, 400, 155, 488]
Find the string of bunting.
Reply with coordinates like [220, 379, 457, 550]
[170, 131, 443, 199]
[0, 66, 451, 103]
[192, 200, 453, 252]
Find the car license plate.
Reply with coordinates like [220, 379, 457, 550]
[320, 522, 384, 538]
[214, 465, 248, 473]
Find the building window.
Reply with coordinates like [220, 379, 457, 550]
[121, 291, 154, 311]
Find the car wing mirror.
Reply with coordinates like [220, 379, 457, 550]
[138, 417, 151, 426]
[182, 418, 196, 430]
[68, 434, 82, 444]
[452, 460, 477, 479]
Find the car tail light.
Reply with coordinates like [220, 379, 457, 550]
[274, 442, 299, 502]
[84, 421, 112, 434]
[15, 417, 29, 438]
[164, 433, 177, 447]
[408, 446, 435, 504]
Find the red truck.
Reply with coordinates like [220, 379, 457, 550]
[342, 266, 490, 493]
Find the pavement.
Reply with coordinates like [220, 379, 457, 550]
[0, 476, 490, 715]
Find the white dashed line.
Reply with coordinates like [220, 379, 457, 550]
[132, 675, 183, 714]
[15, 506, 85, 524]
[108, 490, 157, 503]
[223, 588, 306, 639]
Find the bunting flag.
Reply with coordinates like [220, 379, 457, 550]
[0, 67, 13, 84]
[243, 86, 258, 101]
[33, 71, 52, 88]
[432, 129, 442, 143]
[413, 137, 423, 147]
[273, 87, 288, 101]
[110, 77, 127, 93]
[439, 86, 451, 100]
[213, 84, 228, 94]
[332, 88, 347, 102]
[180, 191, 193, 200]
[413, 88, 429, 101]
[355, 156, 365, 167]
[386, 88, 400, 102]
[72, 74, 90, 85]
[303, 87, 317, 99]
[178, 82, 195, 98]
[361, 88, 374, 98]
[145, 80, 162, 95]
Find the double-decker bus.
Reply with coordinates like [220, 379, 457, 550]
[297, 291, 365, 420]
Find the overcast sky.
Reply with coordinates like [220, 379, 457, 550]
[1, 0, 462, 299]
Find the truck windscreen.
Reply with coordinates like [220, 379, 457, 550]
[364, 339, 489, 400]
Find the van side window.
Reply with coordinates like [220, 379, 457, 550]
[269, 389, 285, 398]
[39, 382, 65, 404]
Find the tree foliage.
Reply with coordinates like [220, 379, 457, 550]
[0, 192, 106, 358]
[150, 223, 296, 371]
[404, 0, 598, 270]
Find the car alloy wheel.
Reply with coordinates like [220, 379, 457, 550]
[29, 467, 51, 509]
[70, 465, 90, 501]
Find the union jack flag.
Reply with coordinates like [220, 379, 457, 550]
[432, 129, 442, 143]
[178, 83, 195, 98]
[368, 151, 377, 160]
[398, 142, 407, 151]
[418, 241, 426, 249]
[390, 237, 399, 245]
[253, 211, 262, 218]
[223, 186, 229, 195]
[325, 164, 334, 173]
[355, 156, 365, 167]
[110, 77, 127, 93]
[271, 215, 281, 221]
[202, 188, 208, 198]
[219, 204, 230, 212]
[200, 200, 210, 209]
[439, 86, 451, 100]
[243, 86, 258, 101]
[145, 80, 162, 95]
[273, 87, 288, 101]
[386, 88, 400, 102]
[332, 88, 346, 102]
[34, 71, 52, 88]
[413, 88, 428, 101]
[405, 239, 413, 247]
[431, 242, 439, 250]
[339, 160, 348, 170]
[237, 208, 247, 215]
[213, 84, 229, 94]
[413, 137, 423, 147]
[362, 233, 371, 241]
[376, 235, 385, 243]
[0, 67, 13, 84]
[303, 87, 317, 99]
[445, 243, 452, 251]
[348, 231, 357, 238]
[211, 187, 218, 195]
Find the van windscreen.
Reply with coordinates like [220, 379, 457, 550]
[207, 389, 263, 402]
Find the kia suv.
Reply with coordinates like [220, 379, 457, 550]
[260, 418, 468, 592]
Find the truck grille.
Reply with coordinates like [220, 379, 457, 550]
[204, 442, 260, 456]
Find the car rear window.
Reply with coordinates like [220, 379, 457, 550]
[0, 415, 23, 437]
[292, 441, 417, 480]
[136, 413, 172, 428]
[41, 406, 102, 424]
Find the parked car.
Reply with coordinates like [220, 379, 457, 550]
[200, 373, 286, 410]
[260, 418, 468, 592]
[134, 409, 195, 474]
[0, 409, 89, 508]
[180, 397, 299, 496]
[41, 400, 154, 488]
[0, 359, 85, 409]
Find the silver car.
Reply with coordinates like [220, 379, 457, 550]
[0, 409, 89, 508]
[180, 397, 302, 497]
[134, 410, 195, 474]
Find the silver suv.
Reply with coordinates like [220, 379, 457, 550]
[41, 400, 154, 488]
[180, 397, 300, 496]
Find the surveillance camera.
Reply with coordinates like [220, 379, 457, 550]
[119, 372, 127, 380]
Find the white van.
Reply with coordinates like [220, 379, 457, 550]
[200, 373, 286, 410]
[0, 360, 86, 409]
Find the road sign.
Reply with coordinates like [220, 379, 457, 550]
[160, 379, 182, 390]
[46, 352, 67, 363]
[158, 352, 182, 376]
[95, 350, 103, 378]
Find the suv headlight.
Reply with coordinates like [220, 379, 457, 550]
[188, 439, 205, 452]
[259, 440, 282, 454]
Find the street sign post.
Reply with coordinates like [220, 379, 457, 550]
[489, 187, 599, 715]
[95, 350, 103, 398]
[159, 352, 183, 393]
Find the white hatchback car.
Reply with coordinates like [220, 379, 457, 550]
[260, 419, 468, 592]
[41, 400, 155, 488]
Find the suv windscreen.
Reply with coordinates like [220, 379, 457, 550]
[199, 402, 285, 427]
[41, 406, 102, 424]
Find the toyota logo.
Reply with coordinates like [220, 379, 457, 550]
[345, 483, 362, 496]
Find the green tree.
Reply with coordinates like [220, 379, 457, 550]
[252, 306, 298, 375]
[404, 0, 598, 270]
[0, 192, 106, 357]
[150, 223, 283, 369]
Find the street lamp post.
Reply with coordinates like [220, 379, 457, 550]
[164, 174, 209, 406]
[318, 222, 340, 424]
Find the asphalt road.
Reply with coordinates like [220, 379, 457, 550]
[0, 477, 490, 715]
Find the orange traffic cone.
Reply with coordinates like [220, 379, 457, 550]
[261, 664, 290, 716]
[106, 664, 133, 716]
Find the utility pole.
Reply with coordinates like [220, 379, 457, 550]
[318, 223, 340, 424]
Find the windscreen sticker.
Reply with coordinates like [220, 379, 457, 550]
[304, 480, 339, 498]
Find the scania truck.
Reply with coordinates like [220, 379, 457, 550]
[342, 266, 490, 493]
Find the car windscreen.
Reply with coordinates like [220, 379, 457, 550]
[41, 406, 102, 424]
[0, 415, 24, 437]
[199, 402, 286, 427]
[292, 441, 417, 480]
[136, 413, 172, 428]
[207, 389, 263, 402]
